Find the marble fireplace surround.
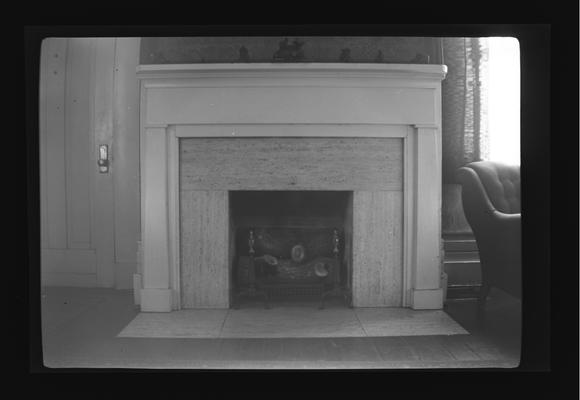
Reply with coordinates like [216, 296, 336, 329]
[136, 63, 447, 312]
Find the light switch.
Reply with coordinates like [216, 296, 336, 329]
[98, 144, 109, 173]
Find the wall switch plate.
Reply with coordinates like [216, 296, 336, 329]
[98, 144, 109, 173]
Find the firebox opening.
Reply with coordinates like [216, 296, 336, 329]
[229, 191, 353, 307]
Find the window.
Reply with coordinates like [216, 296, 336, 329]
[487, 37, 520, 165]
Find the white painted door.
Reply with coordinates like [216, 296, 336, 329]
[40, 38, 140, 288]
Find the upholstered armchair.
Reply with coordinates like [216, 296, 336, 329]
[456, 161, 521, 308]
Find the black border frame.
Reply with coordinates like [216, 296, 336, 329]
[22, 12, 577, 397]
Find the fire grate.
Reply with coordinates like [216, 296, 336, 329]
[233, 227, 352, 309]
[260, 284, 326, 297]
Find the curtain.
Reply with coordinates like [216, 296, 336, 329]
[442, 37, 490, 183]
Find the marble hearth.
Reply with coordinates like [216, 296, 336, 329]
[135, 63, 447, 312]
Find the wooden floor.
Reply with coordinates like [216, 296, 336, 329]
[39, 287, 520, 369]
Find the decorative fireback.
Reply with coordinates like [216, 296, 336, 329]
[236, 227, 342, 281]
[234, 226, 349, 309]
[236, 227, 340, 263]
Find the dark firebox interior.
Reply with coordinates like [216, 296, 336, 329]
[229, 191, 353, 302]
[230, 191, 350, 221]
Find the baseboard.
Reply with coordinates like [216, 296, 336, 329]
[140, 288, 172, 312]
[410, 288, 444, 309]
[41, 272, 98, 287]
[443, 261, 482, 286]
[446, 284, 482, 301]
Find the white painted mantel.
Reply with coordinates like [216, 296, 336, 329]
[136, 63, 447, 312]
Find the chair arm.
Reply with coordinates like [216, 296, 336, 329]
[489, 210, 520, 223]
[456, 166, 497, 214]
[487, 210, 520, 234]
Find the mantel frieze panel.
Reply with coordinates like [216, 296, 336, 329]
[144, 86, 437, 126]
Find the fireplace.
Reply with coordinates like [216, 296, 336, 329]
[230, 191, 352, 308]
[136, 63, 447, 312]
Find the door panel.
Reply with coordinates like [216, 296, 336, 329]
[42, 38, 68, 250]
[91, 38, 116, 287]
[65, 38, 93, 249]
[40, 38, 141, 288]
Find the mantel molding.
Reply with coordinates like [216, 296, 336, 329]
[136, 63, 447, 81]
[138, 65, 445, 126]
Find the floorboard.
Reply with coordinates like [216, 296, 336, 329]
[39, 286, 521, 369]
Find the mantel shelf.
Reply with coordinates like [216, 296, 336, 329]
[136, 63, 447, 80]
